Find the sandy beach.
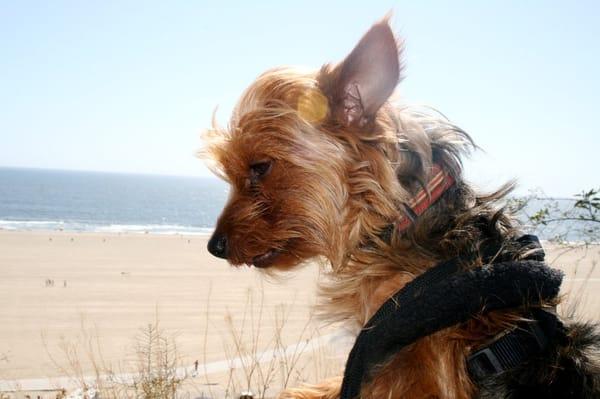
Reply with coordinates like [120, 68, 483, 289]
[0, 230, 598, 396]
[0, 232, 326, 386]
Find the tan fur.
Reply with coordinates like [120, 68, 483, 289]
[203, 20, 536, 398]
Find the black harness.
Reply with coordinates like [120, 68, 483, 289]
[340, 235, 564, 399]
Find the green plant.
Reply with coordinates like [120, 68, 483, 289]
[510, 187, 600, 247]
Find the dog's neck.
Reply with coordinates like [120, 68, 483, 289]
[317, 109, 517, 326]
[321, 232, 438, 325]
[321, 187, 446, 325]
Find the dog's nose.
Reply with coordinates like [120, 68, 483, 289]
[207, 232, 228, 259]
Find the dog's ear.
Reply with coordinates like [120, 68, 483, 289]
[320, 18, 402, 128]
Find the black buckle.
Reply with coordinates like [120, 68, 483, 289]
[468, 347, 506, 380]
[467, 312, 555, 381]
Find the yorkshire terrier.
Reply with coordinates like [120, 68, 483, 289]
[204, 17, 600, 399]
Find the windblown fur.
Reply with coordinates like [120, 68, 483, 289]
[203, 17, 600, 399]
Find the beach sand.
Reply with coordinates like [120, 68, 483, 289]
[0, 231, 598, 395]
[0, 232, 325, 383]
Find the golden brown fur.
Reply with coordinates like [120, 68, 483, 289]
[202, 18, 591, 398]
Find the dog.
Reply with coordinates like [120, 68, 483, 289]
[203, 17, 600, 398]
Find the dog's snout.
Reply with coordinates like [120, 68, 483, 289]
[207, 232, 228, 259]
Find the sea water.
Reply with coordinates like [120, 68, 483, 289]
[0, 167, 588, 242]
[0, 167, 228, 234]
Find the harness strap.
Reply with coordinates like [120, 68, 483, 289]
[467, 307, 564, 380]
[340, 236, 563, 399]
[468, 310, 549, 380]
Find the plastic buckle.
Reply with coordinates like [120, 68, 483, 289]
[467, 347, 505, 380]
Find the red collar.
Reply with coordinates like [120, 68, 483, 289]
[396, 164, 455, 233]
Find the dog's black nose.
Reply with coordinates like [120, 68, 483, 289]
[207, 232, 228, 259]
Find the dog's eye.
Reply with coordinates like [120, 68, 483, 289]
[249, 160, 272, 181]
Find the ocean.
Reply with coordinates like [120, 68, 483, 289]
[0, 167, 588, 242]
[0, 167, 229, 234]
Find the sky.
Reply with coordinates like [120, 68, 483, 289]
[1, 1, 598, 196]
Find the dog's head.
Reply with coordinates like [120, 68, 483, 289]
[203, 19, 466, 270]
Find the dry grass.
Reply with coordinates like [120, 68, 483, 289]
[33, 290, 342, 399]
[132, 317, 185, 399]
[42, 313, 184, 399]
[209, 287, 340, 399]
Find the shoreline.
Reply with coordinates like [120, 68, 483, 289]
[0, 224, 214, 237]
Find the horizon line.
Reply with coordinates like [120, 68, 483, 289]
[0, 165, 219, 179]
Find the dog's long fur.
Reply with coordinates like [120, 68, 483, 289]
[204, 18, 600, 398]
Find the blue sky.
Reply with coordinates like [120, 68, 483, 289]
[1, 1, 598, 196]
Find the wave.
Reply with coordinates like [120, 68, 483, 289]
[0, 219, 214, 235]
